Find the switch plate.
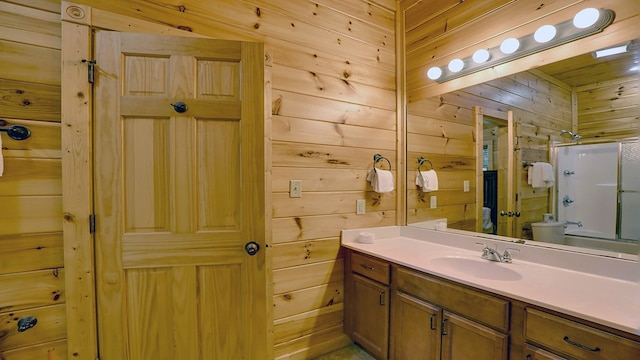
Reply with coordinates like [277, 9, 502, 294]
[430, 196, 437, 209]
[356, 199, 366, 215]
[289, 180, 302, 198]
[463, 180, 470, 192]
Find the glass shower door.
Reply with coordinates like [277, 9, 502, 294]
[619, 141, 639, 241]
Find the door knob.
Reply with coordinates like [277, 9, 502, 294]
[170, 101, 188, 113]
[244, 241, 260, 256]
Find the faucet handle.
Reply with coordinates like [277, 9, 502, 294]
[502, 248, 520, 263]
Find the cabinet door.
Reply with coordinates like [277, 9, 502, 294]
[390, 291, 440, 360]
[352, 274, 389, 359]
[524, 344, 567, 360]
[441, 312, 508, 360]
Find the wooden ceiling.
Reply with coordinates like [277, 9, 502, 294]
[536, 39, 639, 87]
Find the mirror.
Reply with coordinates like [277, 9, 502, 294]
[407, 39, 639, 257]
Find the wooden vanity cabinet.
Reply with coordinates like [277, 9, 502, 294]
[345, 250, 391, 359]
[391, 265, 509, 360]
[390, 290, 441, 360]
[345, 249, 640, 360]
[524, 308, 640, 360]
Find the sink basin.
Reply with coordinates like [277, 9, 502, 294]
[430, 256, 523, 281]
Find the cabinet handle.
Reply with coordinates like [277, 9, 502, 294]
[563, 336, 601, 352]
[360, 263, 375, 271]
[429, 314, 436, 330]
[441, 318, 448, 336]
[524, 355, 531, 360]
[379, 291, 385, 306]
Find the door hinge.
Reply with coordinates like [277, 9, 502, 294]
[89, 214, 96, 234]
[82, 59, 97, 84]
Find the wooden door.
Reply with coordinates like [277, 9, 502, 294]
[390, 291, 440, 360]
[93, 31, 267, 360]
[440, 312, 508, 360]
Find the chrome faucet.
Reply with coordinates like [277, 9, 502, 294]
[475, 243, 519, 263]
[564, 220, 583, 227]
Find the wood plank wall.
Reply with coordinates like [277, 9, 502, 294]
[0, 0, 67, 358]
[60, 0, 398, 358]
[576, 74, 639, 139]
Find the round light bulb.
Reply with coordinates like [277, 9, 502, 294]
[472, 49, 491, 64]
[448, 58, 464, 73]
[500, 38, 520, 54]
[573, 8, 600, 28]
[427, 67, 442, 80]
[534, 25, 557, 43]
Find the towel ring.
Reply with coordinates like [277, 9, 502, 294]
[373, 153, 391, 171]
[417, 157, 433, 171]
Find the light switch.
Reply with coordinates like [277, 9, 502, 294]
[356, 199, 366, 215]
[289, 180, 302, 198]
[430, 196, 437, 209]
[464, 180, 470, 192]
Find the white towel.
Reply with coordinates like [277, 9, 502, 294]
[367, 168, 394, 193]
[528, 162, 554, 188]
[415, 170, 438, 192]
[0, 133, 3, 176]
[482, 207, 493, 230]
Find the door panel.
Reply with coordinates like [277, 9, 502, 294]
[94, 31, 266, 359]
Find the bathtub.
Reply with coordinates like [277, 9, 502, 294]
[563, 235, 637, 254]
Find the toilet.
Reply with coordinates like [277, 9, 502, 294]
[531, 222, 565, 244]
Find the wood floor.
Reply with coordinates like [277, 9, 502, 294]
[313, 344, 375, 360]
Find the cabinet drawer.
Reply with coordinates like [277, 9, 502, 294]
[350, 252, 390, 285]
[394, 266, 509, 331]
[525, 308, 640, 360]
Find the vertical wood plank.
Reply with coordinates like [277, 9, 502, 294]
[60, 12, 98, 360]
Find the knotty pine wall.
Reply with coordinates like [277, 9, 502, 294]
[576, 74, 639, 139]
[0, 0, 67, 358]
[4, 0, 398, 359]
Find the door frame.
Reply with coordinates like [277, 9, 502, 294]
[61, 3, 273, 358]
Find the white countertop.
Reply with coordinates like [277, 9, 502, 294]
[341, 226, 640, 336]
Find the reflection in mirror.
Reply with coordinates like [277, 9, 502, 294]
[407, 39, 639, 256]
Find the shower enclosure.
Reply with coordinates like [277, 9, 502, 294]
[554, 140, 639, 246]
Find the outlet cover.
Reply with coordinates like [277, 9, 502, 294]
[356, 199, 366, 215]
[464, 180, 470, 192]
[289, 180, 302, 198]
[430, 196, 437, 209]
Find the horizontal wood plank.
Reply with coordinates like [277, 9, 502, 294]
[0, 304, 67, 351]
[273, 281, 343, 320]
[0, 233, 63, 275]
[273, 259, 344, 295]
[0, 196, 62, 235]
[0, 339, 67, 360]
[0, 80, 61, 122]
[273, 304, 344, 344]
[272, 211, 396, 244]
[0, 269, 65, 312]
[272, 237, 342, 270]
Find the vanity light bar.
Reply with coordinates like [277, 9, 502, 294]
[593, 43, 629, 58]
[427, 8, 616, 83]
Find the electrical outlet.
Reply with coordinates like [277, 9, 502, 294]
[430, 196, 437, 209]
[464, 180, 470, 192]
[356, 199, 366, 215]
[289, 180, 302, 198]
